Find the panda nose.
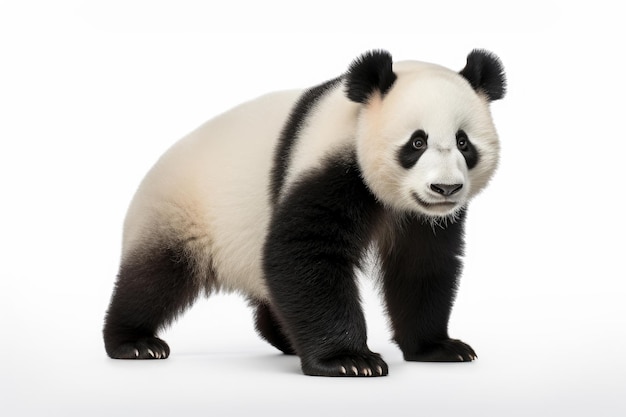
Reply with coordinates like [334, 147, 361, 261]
[430, 183, 463, 196]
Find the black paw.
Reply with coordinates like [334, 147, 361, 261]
[301, 352, 389, 377]
[404, 339, 477, 362]
[107, 337, 170, 360]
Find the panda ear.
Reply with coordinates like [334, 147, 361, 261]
[345, 50, 397, 104]
[460, 49, 507, 101]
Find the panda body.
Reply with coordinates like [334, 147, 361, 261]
[104, 50, 506, 377]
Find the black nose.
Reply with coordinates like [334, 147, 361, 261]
[430, 183, 463, 196]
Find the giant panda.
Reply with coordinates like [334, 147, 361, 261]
[103, 49, 506, 377]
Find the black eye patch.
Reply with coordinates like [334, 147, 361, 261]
[456, 130, 479, 169]
[397, 130, 428, 169]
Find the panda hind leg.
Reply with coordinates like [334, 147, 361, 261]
[103, 242, 206, 359]
[253, 301, 296, 355]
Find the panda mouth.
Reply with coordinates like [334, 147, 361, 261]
[411, 191, 458, 210]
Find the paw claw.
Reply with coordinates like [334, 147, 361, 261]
[302, 351, 388, 377]
[107, 337, 170, 360]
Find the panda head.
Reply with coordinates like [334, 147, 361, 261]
[346, 49, 506, 219]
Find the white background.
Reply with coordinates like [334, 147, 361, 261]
[1, 1, 625, 416]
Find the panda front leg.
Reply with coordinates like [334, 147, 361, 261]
[263, 159, 387, 377]
[379, 211, 477, 362]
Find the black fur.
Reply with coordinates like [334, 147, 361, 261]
[459, 49, 506, 101]
[263, 150, 388, 377]
[457, 129, 479, 169]
[103, 242, 209, 359]
[253, 301, 296, 355]
[263, 149, 475, 375]
[270, 77, 342, 204]
[377, 210, 476, 362]
[345, 50, 397, 104]
[398, 130, 429, 169]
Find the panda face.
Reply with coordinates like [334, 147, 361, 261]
[396, 127, 476, 217]
[355, 62, 501, 219]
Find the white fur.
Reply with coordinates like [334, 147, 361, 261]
[123, 90, 302, 300]
[122, 59, 500, 300]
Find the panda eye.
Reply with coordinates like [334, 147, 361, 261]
[412, 138, 426, 150]
[411, 130, 428, 150]
[456, 131, 469, 151]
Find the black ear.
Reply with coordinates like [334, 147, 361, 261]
[460, 49, 506, 101]
[345, 50, 397, 104]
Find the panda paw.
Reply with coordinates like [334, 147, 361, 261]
[301, 351, 389, 377]
[107, 337, 170, 360]
[404, 339, 477, 362]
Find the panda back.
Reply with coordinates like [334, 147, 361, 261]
[122, 89, 302, 298]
